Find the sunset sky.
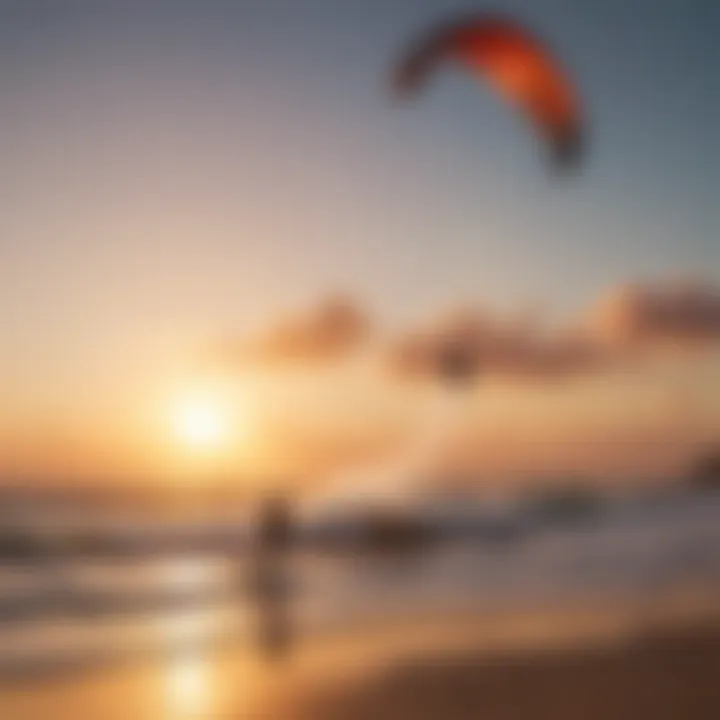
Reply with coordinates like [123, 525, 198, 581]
[1, 0, 717, 489]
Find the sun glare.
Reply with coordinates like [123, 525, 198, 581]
[172, 392, 234, 452]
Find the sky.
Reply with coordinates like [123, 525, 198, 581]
[0, 0, 717, 488]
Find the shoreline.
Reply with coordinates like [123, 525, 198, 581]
[2, 586, 719, 719]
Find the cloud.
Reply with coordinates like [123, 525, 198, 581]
[217, 279, 720, 382]
[388, 280, 720, 385]
[226, 295, 371, 368]
[388, 305, 609, 384]
[586, 280, 720, 349]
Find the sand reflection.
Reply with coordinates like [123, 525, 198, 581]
[166, 651, 210, 720]
[161, 559, 216, 719]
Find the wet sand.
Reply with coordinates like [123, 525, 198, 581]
[3, 596, 720, 720]
[269, 623, 720, 720]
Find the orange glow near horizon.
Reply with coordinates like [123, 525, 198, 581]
[0, 359, 717, 488]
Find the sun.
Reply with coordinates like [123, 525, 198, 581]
[176, 402, 227, 447]
[172, 393, 234, 452]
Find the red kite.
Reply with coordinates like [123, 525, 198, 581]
[394, 14, 585, 168]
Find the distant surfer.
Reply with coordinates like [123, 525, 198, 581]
[247, 494, 294, 661]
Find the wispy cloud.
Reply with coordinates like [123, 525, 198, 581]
[220, 295, 371, 368]
[216, 279, 720, 385]
[388, 279, 720, 385]
[586, 280, 720, 349]
[388, 306, 608, 384]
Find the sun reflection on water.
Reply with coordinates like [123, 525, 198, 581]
[166, 651, 210, 720]
[161, 559, 217, 719]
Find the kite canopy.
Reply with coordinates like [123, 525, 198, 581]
[393, 14, 585, 168]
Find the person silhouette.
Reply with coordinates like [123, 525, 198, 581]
[247, 495, 294, 661]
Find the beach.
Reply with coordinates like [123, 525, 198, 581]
[2, 590, 719, 720]
[2, 492, 719, 719]
[276, 620, 720, 720]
